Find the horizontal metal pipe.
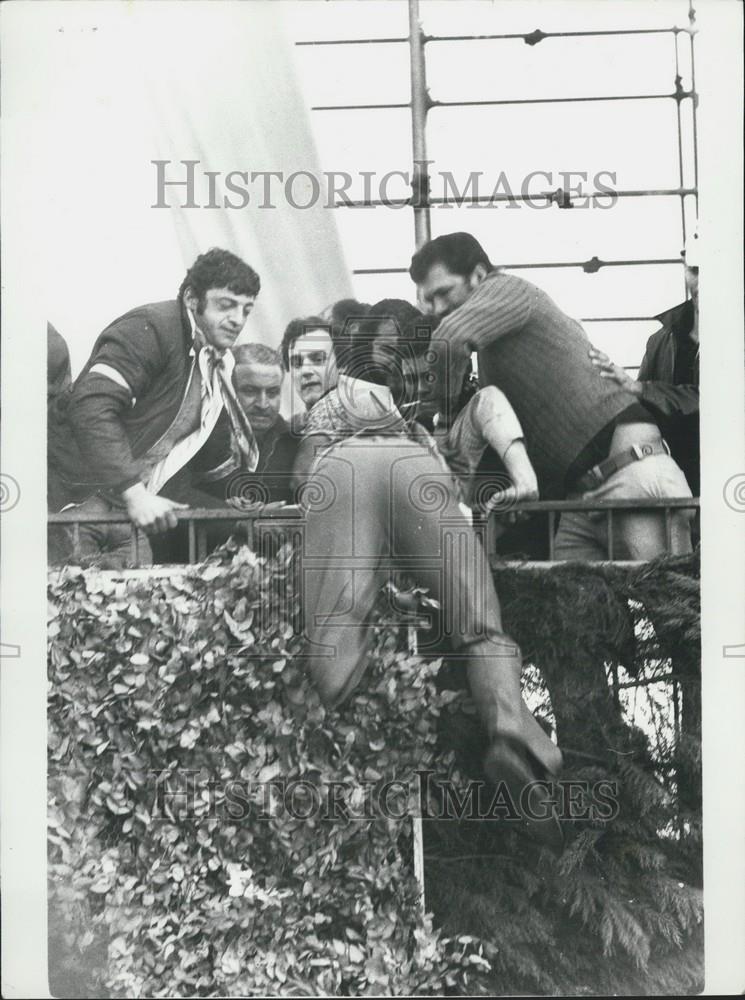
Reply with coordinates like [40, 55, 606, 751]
[425, 27, 687, 43]
[295, 26, 687, 47]
[49, 508, 304, 524]
[49, 497, 699, 526]
[296, 36, 409, 47]
[312, 102, 410, 111]
[580, 316, 671, 323]
[311, 91, 691, 112]
[53, 559, 657, 583]
[330, 187, 697, 210]
[352, 257, 682, 276]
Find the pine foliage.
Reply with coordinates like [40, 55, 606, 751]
[424, 553, 703, 995]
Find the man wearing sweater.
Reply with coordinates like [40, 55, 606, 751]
[409, 232, 693, 560]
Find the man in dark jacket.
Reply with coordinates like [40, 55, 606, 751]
[589, 236, 699, 496]
[197, 342, 299, 507]
[50, 247, 261, 566]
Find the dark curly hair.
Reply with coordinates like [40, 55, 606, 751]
[334, 299, 433, 387]
[178, 248, 261, 306]
[357, 299, 435, 357]
[409, 232, 493, 284]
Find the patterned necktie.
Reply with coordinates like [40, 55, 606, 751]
[211, 350, 260, 473]
[146, 346, 259, 495]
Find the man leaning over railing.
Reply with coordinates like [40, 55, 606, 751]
[48, 248, 261, 568]
[410, 232, 694, 562]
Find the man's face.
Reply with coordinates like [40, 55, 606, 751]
[186, 286, 256, 351]
[417, 262, 479, 318]
[401, 355, 439, 419]
[370, 319, 400, 372]
[233, 362, 282, 434]
[288, 329, 335, 409]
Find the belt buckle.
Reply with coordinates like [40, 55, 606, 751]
[585, 464, 603, 489]
[631, 443, 653, 461]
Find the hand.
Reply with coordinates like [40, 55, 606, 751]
[483, 476, 538, 522]
[122, 483, 189, 533]
[588, 347, 642, 395]
[488, 440, 539, 521]
[227, 496, 266, 513]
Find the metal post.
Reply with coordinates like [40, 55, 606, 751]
[673, 30, 687, 246]
[188, 520, 196, 564]
[688, 1, 699, 202]
[408, 0, 431, 248]
[664, 507, 674, 553]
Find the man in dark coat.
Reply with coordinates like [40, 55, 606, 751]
[49, 248, 261, 566]
[197, 342, 299, 508]
[589, 235, 699, 496]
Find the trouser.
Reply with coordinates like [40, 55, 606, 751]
[52, 494, 152, 569]
[554, 453, 694, 561]
[299, 437, 521, 726]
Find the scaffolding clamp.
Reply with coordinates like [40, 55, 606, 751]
[548, 187, 574, 209]
[582, 256, 604, 274]
[523, 29, 547, 46]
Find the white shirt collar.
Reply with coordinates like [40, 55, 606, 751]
[186, 306, 218, 358]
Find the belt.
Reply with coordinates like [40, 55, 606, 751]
[574, 440, 668, 494]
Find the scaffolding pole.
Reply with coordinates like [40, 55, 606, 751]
[408, 0, 431, 248]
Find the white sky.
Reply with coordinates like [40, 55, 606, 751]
[284, 0, 697, 369]
[18, 0, 697, 374]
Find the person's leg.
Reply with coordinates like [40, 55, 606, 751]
[300, 437, 563, 842]
[580, 454, 693, 561]
[554, 509, 608, 561]
[302, 439, 561, 776]
[300, 442, 388, 706]
[66, 495, 152, 568]
[388, 445, 562, 778]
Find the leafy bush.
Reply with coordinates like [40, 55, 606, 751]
[48, 542, 490, 997]
[48, 543, 702, 996]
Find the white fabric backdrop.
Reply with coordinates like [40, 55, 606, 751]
[28, 1, 352, 377]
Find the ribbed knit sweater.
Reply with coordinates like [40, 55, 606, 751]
[431, 271, 636, 498]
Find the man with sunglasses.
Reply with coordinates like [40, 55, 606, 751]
[279, 301, 370, 434]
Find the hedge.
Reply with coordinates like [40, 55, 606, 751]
[48, 539, 703, 996]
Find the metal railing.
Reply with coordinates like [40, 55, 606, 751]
[49, 496, 699, 569]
